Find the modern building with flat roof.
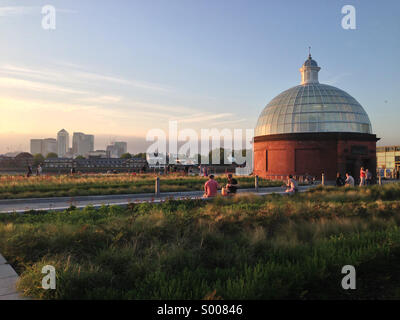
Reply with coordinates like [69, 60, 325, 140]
[72, 132, 94, 157]
[30, 139, 43, 155]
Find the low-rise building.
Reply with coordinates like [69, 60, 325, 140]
[43, 157, 148, 173]
[377, 146, 400, 176]
[106, 142, 127, 158]
[88, 150, 108, 158]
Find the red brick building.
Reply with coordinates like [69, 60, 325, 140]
[254, 54, 378, 182]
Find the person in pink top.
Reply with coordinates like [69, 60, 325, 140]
[204, 175, 219, 198]
[359, 167, 366, 186]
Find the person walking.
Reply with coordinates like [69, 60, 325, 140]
[359, 167, 366, 186]
[203, 175, 219, 198]
[26, 165, 32, 178]
[345, 173, 355, 187]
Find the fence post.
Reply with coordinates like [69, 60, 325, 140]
[379, 175, 382, 186]
[255, 175, 259, 192]
[321, 173, 325, 186]
[155, 177, 160, 197]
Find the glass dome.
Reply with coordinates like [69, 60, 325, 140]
[255, 56, 372, 136]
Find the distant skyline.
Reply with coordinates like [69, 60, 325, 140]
[0, 0, 399, 154]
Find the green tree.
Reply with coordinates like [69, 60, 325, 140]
[121, 153, 132, 159]
[33, 154, 44, 166]
[134, 153, 147, 159]
[75, 155, 85, 160]
[208, 148, 232, 165]
[46, 152, 58, 159]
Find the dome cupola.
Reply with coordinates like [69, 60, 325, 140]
[299, 51, 321, 85]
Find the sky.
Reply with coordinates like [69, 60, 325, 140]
[0, 0, 399, 154]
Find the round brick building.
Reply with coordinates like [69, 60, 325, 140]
[254, 54, 379, 182]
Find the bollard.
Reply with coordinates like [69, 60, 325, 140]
[255, 175, 259, 192]
[155, 177, 160, 197]
[321, 173, 325, 186]
[379, 175, 382, 186]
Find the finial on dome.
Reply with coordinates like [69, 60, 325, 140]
[299, 49, 321, 85]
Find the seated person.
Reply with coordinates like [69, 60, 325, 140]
[225, 173, 239, 195]
[204, 175, 219, 198]
[285, 175, 298, 195]
[336, 172, 345, 187]
[345, 173, 355, 187]
[366, 169, 372, 185]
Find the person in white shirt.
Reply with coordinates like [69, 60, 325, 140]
[36, 164, 42, 176]
[345, 173, 355, 187]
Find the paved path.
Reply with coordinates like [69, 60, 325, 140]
[0, 186, 313, 213]
[0, 254, 26, 300]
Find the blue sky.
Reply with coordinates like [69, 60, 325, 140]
[0, 0, 399, 153]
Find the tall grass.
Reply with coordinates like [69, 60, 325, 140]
[1, 183, 400, 299]
[0, 174, 280, 199]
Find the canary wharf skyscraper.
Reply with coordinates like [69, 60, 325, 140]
[57, 129, 69, 158]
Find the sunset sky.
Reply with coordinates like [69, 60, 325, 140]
[0, 0, 399, 153]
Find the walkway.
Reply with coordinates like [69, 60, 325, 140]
[0, 254, 26, 300]
[0, 185, 313, 213]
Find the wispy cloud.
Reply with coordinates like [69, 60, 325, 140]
[0, 6, 36, 17]
[73, 70, 170, 92]
[210, 118, 247, 127]
[0, 77, 89, 95]
[80, 95, 122, 104]
[176, 113, 234, 124]
[324, 72, 352, 86]
[0, 6, 76, 17]
[0, 63, 171, 93]
[0, 62, 249, 136]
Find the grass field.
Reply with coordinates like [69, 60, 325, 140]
[1, 183, 400, 299]
[0, 174, 281, 199]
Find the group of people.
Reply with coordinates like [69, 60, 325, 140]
[26, 165, 42, 177]
[204, 173, 300, 198]
[203, 173, 238, 198]
[336, 167, 373, 187]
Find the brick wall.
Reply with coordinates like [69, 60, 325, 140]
[254, 133, 377, 181]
